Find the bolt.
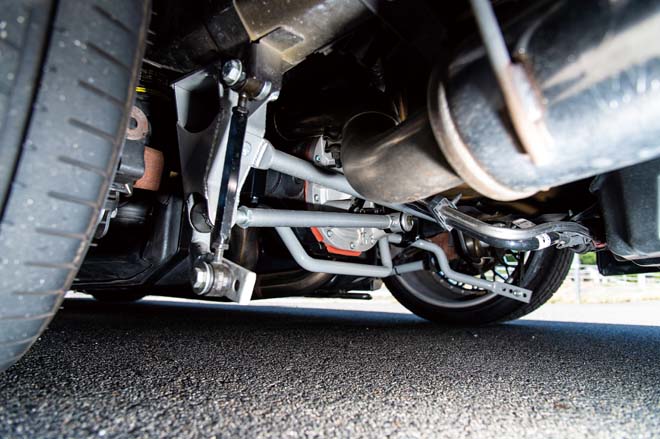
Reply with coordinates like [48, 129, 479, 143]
[326, 230, 334, 237]
[313, 194, 320, 202]
[399, 213, 415, 232]
[314, 155, 321, 162]
[349, 242, 356, 249]
[191, 265, 211, 294]
[221, 59, 244, 86]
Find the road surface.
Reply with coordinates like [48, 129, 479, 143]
[1, 295, 659, 438]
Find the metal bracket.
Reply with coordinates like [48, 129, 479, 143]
[428, 197, 456, 231]
[490, 281, 532, 303]
[173, 60, 279, 303]
[411, 239, 532, 303]
[470, 0, 553, 165]
[192, 258, 256, 304]
[173, 68, 273, 231]
[221, 259, 257, 304]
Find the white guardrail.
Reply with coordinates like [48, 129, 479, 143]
[561, 255, 660, 303]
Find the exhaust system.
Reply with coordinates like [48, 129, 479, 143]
[341, 0, 660, 203]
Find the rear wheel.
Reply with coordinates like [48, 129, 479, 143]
[385, 239, 573, 325]
[0, 0, 150, 371]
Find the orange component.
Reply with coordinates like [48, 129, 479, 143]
[134, 146, 164, 191]
[310, 227, 362, 257]
[305, 169, 361, 257]
[429, 232, 458, 260]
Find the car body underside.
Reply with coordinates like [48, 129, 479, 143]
[74, 0, 660, 311]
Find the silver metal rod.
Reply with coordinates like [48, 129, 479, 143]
[470, 0, 511, 80]
[257, 143, 435, 222]
[275, 227, 530, 302]
[276, 227, 393, 277]
[268, 146, 359, 197]
[434, 203, 592, 251]
[378, 237, 393, 269]
[381, 203, 433, 224]
[411, 239, 532, 303]
[236, 207, 396, 229]
[393, 261, 426, 275]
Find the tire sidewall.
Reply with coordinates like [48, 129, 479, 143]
[386, 247, 573, 325]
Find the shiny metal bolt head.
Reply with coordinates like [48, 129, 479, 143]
[192, 266, 207, 289]
[313, 194, 320, 202]
[221, 59, 244, 86]
[314, 155, 321, 162]
[326, 230, 334, 237]
[191, 262, 213, 295]
[349, 242, 356, 249]
[404, 214, 415, 231]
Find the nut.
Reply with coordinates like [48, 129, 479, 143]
[221, 59, 244, 86]
[191, 262, 213, 295]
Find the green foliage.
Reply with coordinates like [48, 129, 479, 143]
[579, 252, 597, 265]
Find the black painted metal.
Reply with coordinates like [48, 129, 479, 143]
[594, 158, 660, 262]
[432, 0, 660, 200]
[341, 0, 660, 203]
[211, 98, 249, 255]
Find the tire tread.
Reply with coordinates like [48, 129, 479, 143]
[0, 0, 150, 371]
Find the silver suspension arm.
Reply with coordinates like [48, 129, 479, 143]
[236, 207, 413, 232]
[275, 227, 532, 303]
[276, 229, 423, 277]
[410, 240, 532, 302]
[255, 141, 435, 223]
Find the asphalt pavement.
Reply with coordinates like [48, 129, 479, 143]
[1, 295, 659, 438]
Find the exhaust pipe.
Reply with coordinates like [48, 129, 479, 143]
[341, 111, 462, 204]
[342, 0, 660, 202]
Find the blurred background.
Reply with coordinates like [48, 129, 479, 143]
[552, 253, 660, 305]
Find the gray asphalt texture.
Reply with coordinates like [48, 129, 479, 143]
[1, 298, 659, 438]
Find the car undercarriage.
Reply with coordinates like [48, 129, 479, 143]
[1, 0, 659, 370]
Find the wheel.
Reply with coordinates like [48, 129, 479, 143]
[385, 238, 573, 325]
[0, 0, 150, 371]
[90, 291, 146, 303]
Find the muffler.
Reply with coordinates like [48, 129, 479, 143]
[341, 111, 462, 204]
[342, 0, 660, 202]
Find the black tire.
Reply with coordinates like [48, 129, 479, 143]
[90, 291, 146, 303]
[385, 247, 573, 325]
[0, 0, 150, 371]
